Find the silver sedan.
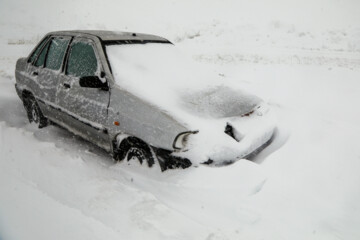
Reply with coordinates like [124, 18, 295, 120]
[15, 30, 276, 171]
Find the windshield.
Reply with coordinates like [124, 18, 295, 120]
[105, 43, 208, 91]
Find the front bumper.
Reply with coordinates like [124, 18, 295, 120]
[208, 129, 275, 166]
[173, 103, 277, 165]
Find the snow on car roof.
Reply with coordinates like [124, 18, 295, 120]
[48, 30, 169, 42]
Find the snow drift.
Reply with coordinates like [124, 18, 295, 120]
[1, 0, 360, 239]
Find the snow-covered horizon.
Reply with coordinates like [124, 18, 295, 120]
[1, 0, 360, 239]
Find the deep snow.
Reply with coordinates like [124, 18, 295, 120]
[1, 0, 360, 239]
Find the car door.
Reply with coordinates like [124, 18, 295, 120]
[56, 37, 110, 150]
[26, 36, 70, 118]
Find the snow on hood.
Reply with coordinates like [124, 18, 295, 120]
[106, 43, 261, 128]
[182, 85, 261, 119]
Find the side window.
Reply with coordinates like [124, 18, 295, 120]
[45, 37, 70, 71]
[34, 41, 50, 67]
[66, 41, 98, 78]
[28, 37, 48, 63]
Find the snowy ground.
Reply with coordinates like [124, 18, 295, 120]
[1, 0, 360, 239]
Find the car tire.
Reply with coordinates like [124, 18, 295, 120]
[23, 94, 48, 128]
[115, 137, 156, 168]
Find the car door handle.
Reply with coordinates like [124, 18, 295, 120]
[63, 83, 71, 89]
[32, 71, 38, 76]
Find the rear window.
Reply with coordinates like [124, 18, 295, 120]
[45, 37, 70, 71]
[28, 37, 48, 63]
[34, 41, 51, 67]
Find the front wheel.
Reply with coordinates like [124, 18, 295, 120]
[114, 137, 192, 171]
[115, 137, 156, 168]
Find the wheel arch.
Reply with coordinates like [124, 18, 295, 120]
[112, 133, 192, 171]
[21, 89, 35, 99]
[112, 133, 155, 164]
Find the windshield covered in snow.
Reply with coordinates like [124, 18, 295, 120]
[105, 42, 200, 89]
[105, 43, 260, 123]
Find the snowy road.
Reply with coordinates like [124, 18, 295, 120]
[1, 0, 360, 239]
[1, 48, 360, 239]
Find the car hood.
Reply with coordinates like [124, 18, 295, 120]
[181, 85, 261, 119]
[106, 43, 262, 128]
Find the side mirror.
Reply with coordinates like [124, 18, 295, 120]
[79, 76, 109, 91]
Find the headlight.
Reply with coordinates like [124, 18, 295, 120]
[173, 131, 198, 150]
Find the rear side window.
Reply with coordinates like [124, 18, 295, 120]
[66, 41, 98, 78]
[28, 38, 48, 63]
[34, 41, 51, 67]
[45, 37, 70, 71]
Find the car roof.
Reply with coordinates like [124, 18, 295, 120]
[48, 30, 169, 42]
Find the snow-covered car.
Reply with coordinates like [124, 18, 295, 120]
[15, 30, 276, 171]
